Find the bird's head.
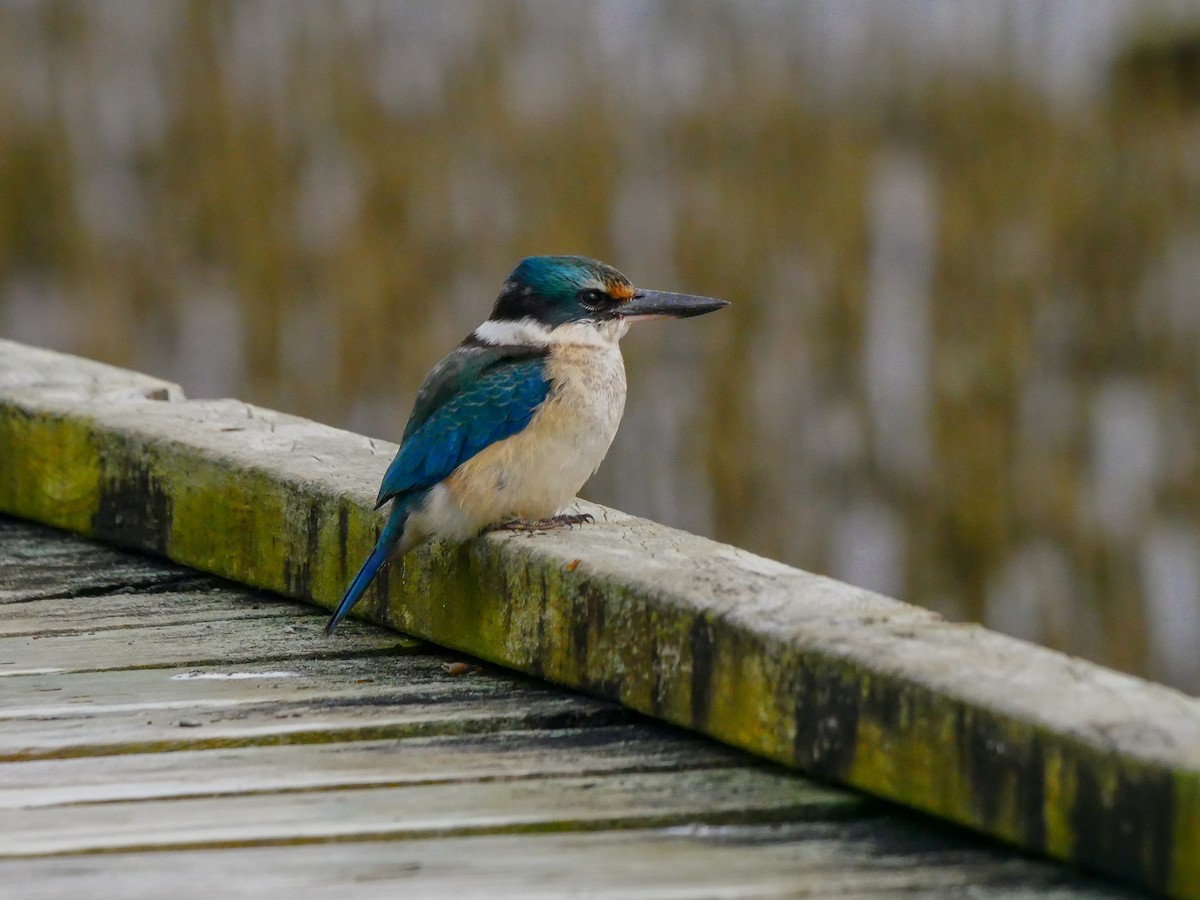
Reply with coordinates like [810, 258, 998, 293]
[483, 256, 728, 342]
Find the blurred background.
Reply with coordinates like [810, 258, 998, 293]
[3, 0, 1200, 691]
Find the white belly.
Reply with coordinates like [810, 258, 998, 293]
[410, 339, 627, 541]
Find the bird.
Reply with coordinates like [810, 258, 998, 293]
[324, 255, 728, 634]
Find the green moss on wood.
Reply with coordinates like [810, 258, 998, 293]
[3, 343, 1200, 897]
[0, 408, 100, 535]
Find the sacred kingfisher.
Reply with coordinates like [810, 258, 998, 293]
[325, 255, 728, 634]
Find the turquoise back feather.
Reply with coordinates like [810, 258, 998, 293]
[376, 354, 551, 509]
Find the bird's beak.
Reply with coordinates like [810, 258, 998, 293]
[617, 290, 729, 321]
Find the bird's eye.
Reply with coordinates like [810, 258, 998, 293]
[578, 289, 608, 311]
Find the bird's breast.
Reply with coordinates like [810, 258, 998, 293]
[429, 340, 627, 537]
[540, 340, 629, 468]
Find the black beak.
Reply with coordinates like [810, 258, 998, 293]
[618, 290, 729, 320]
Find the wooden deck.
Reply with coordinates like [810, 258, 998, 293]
[0, 516, 1137, 898]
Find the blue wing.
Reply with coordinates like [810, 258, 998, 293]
[400, 341, 546, 443]
[376, 352, 551, 509]
[328, 345, 548, 635]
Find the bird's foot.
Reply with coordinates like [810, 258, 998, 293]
[487, 513, 595, 533]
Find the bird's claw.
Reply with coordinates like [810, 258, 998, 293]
[554, 513, 595, 528]
[487, 513, 595, 533]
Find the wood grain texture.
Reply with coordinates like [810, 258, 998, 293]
[0, 339, 1186, 895]
[0, 587, 298, 636]
[0, 517, 195, 604]
[0, 823, 1136, 900]
[0, 693, 622, 763]
[0, 615, 411, 674]
[0, 516, 1136, 898]
[0, 767, 865, 856]
[0, 652, 532, 715]
[0, 725, 741, 808]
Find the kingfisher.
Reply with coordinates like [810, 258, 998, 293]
[325, 255, 728, 634]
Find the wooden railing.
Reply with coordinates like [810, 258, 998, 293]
[2, 337, 1197, 898]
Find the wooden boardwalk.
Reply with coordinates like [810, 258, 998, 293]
[0, 516, 1136, 899]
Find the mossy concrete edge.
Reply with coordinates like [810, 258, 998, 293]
[2, 339, 1198, 897]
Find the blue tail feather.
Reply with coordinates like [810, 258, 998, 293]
[325, 506, 409, 635]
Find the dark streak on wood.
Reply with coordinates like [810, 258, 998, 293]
[92, 437, 173, 556]
[360, 518, 392, 626]
[790, 662, 861, 782]
[336, 502, 349, 580]
[1071, 762, 1175, 895]
[303, 502, 321, 596]
[526, 569, 548, 680]
[648, 630, 666, 719]
[688, 617, 715, 731]
[957, 708, 1048, 853]
[570, 585, 593, 680]
[283, 499, 321, 602]
[572, 583, 621, 698]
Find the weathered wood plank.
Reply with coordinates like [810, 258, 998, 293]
[0, 517, 196, 603]
[0, 493, 1138, 898]
[0, 651, 624, 757]
[0, 691, 621, 762]
[0, 614, 413, 675]
[0, 654, 502, 715]
[0, 823, 1137, 900]
[0, 725, 741, 808]
[0, 671, 575, 735]
[0, 339, 1191, 895]
[0, 586, 296, 636]
[0, 768, 864, 856]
